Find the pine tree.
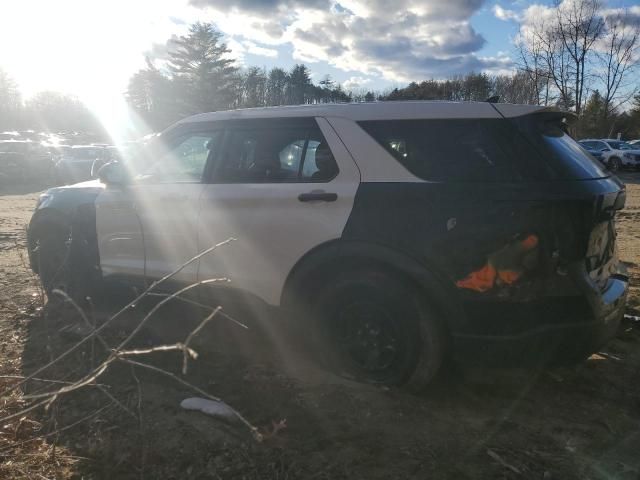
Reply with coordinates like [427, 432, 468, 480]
[265, 68, 288, 106]
[167, 22, 237, 114]
[579, 90, 606, 138]
[286, 64, 312, 105]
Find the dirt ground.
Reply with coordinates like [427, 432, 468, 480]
[1, 176, 640, 479]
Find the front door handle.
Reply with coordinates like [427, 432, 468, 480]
[298, 191, 338, 202]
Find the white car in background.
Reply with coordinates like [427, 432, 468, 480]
[580, 139, 640, 171]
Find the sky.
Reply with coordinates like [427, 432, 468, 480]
[1, 0, 638, 104]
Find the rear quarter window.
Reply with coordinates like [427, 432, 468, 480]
[541, 129, 608, 179]
[358, 119, 548, 182]
[512, 115, 608, 180]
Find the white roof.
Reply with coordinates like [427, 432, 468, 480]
[179, 101, 556, 124]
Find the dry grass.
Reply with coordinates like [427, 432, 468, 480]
[0, 178, 639, 479]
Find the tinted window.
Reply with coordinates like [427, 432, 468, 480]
[513, 116, 608, 180]
[213, 120, 337, 183]
[543, 129, 608, 178]
[359, 119, 540, 182]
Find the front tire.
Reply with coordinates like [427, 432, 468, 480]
[37, 228, 72, 297]
[312, 270, 446, 388]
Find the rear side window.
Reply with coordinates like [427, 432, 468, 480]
[358, 119, 541, 182]
[513, 115, 608, 180]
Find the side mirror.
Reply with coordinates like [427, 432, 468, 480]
[98, 161, 128, 186]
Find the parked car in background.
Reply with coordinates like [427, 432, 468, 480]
[629, 139, 640, 147]
[0, 131, 21, 141]
[0, 140, 54, 182]
[578, 140, 606, 163]
[54, 145, 113, 184]
[28, 102, 628, 388]
[579, 138, 640, 171]
[90, 146, 122, 177]
[46, 144, 73, 162]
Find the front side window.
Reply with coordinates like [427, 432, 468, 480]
[213, 119, 338, 183]
[142, 132, 219, 183]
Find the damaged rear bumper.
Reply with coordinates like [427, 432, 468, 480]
[452, 264, 628, 366]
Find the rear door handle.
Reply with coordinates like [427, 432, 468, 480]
[298, 191, 338, 202]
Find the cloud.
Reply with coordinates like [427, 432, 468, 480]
[189, 0, 514, 82]
[493, 5, 520, 22]
[189, 0, 330, 14]
[343, 76, 373, 89]
[242, 40, 278, 58]
[517, 2, 640, 57]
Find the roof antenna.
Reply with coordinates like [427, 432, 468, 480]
[485, 95, 500, 103]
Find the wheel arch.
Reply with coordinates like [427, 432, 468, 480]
[280, 239, 468, 333]
[28, 202, 98, 275]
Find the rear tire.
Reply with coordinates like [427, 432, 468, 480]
[312, 269, 446, 389]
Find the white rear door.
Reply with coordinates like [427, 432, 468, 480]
[196, 117, 360, 305]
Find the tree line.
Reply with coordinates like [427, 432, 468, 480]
[0, 69, 101, 133]
[1, 0, 639, 140]
[125, 1, 639, 138]
[126, 23, 355, 131]
[126, 23, 547, 131]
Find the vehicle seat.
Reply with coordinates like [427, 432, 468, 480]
[311, 142, 338, 181]
[250, 153, 282, 181]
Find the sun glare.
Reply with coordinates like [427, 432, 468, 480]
[0, 0, 192, 101]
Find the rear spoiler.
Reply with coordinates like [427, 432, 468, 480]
[498, 108, 578, 135]
[491, 104, 577, 123]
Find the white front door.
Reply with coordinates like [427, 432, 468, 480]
[97, 131, 221, 287]
[196, 117, 360, 306]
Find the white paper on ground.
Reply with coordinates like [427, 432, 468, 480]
[180, 397, 238, 421]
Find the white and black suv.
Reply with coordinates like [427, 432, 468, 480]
[579, 139, 640, 171]
[28, 101, 628, 387]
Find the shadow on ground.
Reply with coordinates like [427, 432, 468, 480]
[17, 292, 640, 480]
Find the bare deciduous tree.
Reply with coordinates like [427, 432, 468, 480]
[597, 11, 639, 121]
[555, 0, 604, 115]
[516, 26, 552, 106]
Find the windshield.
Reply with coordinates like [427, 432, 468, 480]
[607, 141, 634, 150]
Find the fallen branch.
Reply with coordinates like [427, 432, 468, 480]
[0, 238, 236, 399]
[487, 449, 522, 475]
[1, 238, 263, 443]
